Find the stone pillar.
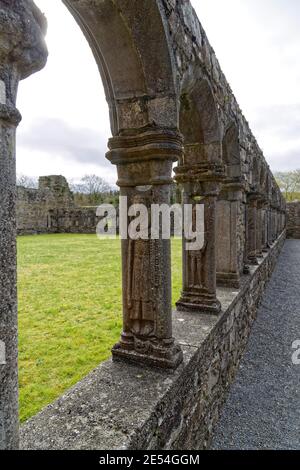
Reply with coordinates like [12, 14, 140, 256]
[216, 181, 245, 289]
[106, 129, 183, 369]
[0, 2, 47, 449]
[267, 208, 273, 246]
[246, 194, 258, 265]
[276, 210, 280, 238]
[272, 209, 276, 242]
[174, 162, 225, 314]
[0, 87, 22, 451]
[262, 207, 268, 252]
[256, 200, 264, 258]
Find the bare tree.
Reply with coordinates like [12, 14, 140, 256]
[70, 174, 113, 205]
[275, 170, 300, 201]
[17, 174, 38, 189]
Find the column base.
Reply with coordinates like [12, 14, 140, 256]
[176, 290, 221, 315]
[248, 255, 259, 265]
[216, 272, 240, 289]
[112, 334, 183, 370]
[243, 264, 250, 274]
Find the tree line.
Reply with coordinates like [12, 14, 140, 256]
[17, 174, 182, 207]
[17, 174, 119, 207]
[19, 170, 300, 204]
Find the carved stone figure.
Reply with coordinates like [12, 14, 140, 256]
[127, 194, 155, 337]
[188, 242, 207, 289]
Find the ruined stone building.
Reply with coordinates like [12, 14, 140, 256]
[0, 0, 292, 451]
[17, 175, 101, 235]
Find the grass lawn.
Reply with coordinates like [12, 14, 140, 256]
[18, 234, 182, 423]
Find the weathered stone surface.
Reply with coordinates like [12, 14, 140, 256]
[287, 201, 300, 239]
[0, 0, 47, 450]
[17, 175, 102, 235]
[107, 129, 184, 369]
[20, 233, 286, 450]
[0, 0, 289, 450]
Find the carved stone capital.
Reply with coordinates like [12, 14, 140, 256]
[0, 1, 48, 84]
[106, 129, 183, 187]
[247, 191, 261, 205]
[183, 180, 221, 198]
[0, 102, 21, 126]
[219, 176, 247, 202]
[174, 161, 226, 187]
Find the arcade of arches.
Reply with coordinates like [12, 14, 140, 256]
[0, 0, 287, 450]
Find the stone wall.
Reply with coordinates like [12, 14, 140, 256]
[17, 176, 100, 235]
[287, 202, 300, 239]
[20, 231, 286, 450]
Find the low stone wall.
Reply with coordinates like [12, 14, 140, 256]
[287, 202, 300, 239]
[20, 231, 286, 450]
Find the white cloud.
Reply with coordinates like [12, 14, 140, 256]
[16, 0, 300, 180]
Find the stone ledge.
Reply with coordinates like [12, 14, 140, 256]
[20, 231, 286, 450]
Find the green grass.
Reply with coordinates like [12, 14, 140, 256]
[18, 234, 182, 422]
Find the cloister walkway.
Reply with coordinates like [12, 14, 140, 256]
[212, 239, 300, 450]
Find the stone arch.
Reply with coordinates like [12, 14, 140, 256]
[63, 0, 179, 135]
[178, 78, 222, 165]
[222, 123, 242, 181]
[259, 162, 267, 189]
[175, 77, 225, 314]
[216, 122, 245, 289]
[58, 1, 185, 370]
[251, 154, 260, 188]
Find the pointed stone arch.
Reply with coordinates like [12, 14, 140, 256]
[179, 78, 222, 165]
[63, 0, 179, 135]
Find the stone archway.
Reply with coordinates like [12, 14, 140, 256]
[63, 0, 179, 135]
[0, 0, 288, 451]
[216, 123, 246, 288]
[0, 0, 183, 450]
[175, 78, 225, 314]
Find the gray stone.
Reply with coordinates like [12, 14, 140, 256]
[0, 0, 289, 449]
[0, 0, 47, 450]
[17, 175, 103, 235]
[287, 201, 300, 239]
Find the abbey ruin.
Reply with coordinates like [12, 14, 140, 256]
[0, 0, 297, 451]
[17, 175, 101, 235]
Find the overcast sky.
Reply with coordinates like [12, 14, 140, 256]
[17, 0, 300, 184]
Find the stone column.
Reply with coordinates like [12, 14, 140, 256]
[246, 194, 259, 265]
[272, 209, 276, 242]
[106, 129, 183, 369]
[276, 210, 280, 238]
[174, 162, 225, 314]
[216, 180, 246, 289]
[0, 86, 22, 451]
[262, 207, 268, 252]
[0, 2, 47, 449]
[267, 207, 273, 246]
[256, 200, 264, 258]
